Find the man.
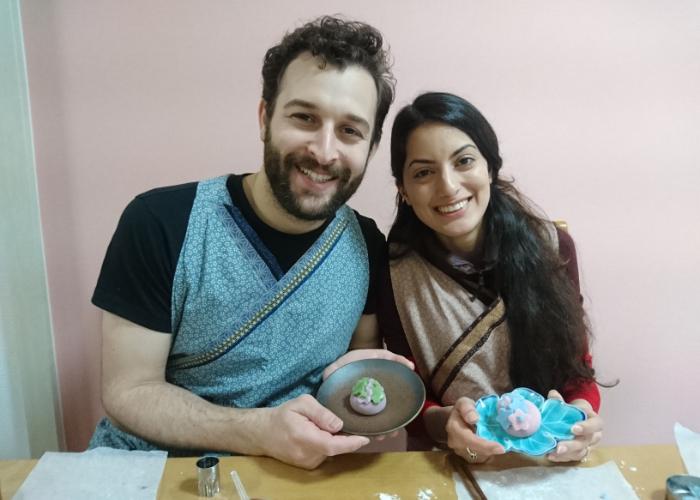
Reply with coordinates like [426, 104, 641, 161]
[89, 16, 407, 469]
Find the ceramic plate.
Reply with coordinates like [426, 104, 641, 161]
[316, 359, 425, 436]
[475, 387, 587, 456]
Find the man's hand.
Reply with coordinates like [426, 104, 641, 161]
[255, 394, 370, 469]
[101, 313, 370, 465]
[322, 349, 414, 380]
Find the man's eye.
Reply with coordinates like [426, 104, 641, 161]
[291, 113, 314, 123]
[342, 126, 363, 138]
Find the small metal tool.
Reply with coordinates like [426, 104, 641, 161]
[196, 456, 220, 497]
[666, 474, 700, 499]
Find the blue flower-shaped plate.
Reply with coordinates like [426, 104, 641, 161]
[475, 387, 586, 456]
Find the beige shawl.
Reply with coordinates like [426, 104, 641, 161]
[389, 223, 557, 404]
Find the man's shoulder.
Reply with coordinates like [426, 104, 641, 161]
[350, 209, 380, 232]
[117, 181, 201, 238]
[348, 209, 387, 315]
[134, 181, 200, 211]
[349, 209, 386, 247]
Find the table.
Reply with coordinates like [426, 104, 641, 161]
[0, 445, 685, 499]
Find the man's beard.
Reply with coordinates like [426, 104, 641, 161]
[263, 133, 366, 221]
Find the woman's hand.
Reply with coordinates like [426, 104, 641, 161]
[546, 390, 603, 462]
[444, 396, 505, 464]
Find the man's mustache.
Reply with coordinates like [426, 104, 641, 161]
[286, 154, 351, 182]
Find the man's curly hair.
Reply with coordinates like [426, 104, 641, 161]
[262, 16, 395, 148]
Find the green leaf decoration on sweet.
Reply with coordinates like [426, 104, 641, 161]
[351, 377, 385, 404]
[369, 379, 385, 404]
[475, 387, 586, 456]
[351, 377, 370, 398]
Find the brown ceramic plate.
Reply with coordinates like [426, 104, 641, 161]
[316, 359, 426, 436]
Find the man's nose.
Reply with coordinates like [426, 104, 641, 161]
[307, 126, 339, 166]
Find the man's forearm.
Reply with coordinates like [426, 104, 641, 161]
[104, 380, 268, 454]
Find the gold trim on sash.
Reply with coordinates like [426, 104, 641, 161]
[430, 299, 506, 399]
[168, 216, 349, 370]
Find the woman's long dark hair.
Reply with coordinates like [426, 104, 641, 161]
[388, 92, 595, 395]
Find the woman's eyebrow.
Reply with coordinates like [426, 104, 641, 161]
[450, 144, 477, 158]
[408, 144, 476, 168]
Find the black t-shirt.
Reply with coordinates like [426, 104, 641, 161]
[92, 174, 387, 333]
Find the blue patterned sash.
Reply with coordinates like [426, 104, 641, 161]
[166, 176, 369, 408]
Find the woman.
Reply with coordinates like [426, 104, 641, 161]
[380, 92, 603, 463]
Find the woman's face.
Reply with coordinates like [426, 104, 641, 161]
[401, 122, 491, 256]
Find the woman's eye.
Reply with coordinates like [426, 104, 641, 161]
[457, 156, 474, 167]
[413, 169, 430, 179]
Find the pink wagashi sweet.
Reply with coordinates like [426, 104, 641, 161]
[349, 377, 386, 416]
[495, 391, 542, 438]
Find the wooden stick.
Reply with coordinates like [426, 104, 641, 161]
[449, 453, 488, 500]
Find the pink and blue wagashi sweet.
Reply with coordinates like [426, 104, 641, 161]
[475, 387, 586, 455]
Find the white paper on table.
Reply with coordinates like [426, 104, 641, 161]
[453, 461, 637, 500]
[13, 447, 167, 500]
[675, 422, 700, 477]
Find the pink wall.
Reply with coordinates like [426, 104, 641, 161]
[22, 0, 700, 450]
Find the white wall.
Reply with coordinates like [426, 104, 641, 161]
[0, 0, 61, 458]
[19, 0, 700, 450]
